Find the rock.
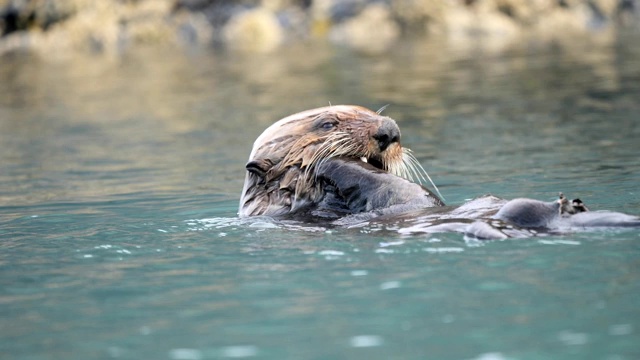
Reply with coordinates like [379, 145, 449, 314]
[0, 0, 638, 56]
[0, 0, 214, 56]
[329, 3, 400, 54]
[223, 7, 283, 53]
[391, 0, 445, 34]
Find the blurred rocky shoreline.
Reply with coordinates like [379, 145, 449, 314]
[1, 0, 638, 57]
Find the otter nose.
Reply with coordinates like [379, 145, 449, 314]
[373, 121, 400, 152]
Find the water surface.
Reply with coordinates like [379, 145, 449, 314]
[1, 36, 639, 359]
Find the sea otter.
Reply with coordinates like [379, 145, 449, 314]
[238, 105, 444, 219]
[238, 105, 640, 238]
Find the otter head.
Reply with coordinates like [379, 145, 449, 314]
[239, 105, 427, 217]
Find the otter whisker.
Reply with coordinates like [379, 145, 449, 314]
[319, 142, 358, 168]
[303, 132, 352, 181]
[387, 160, 400, 177]
[403, 152, 426, 184]
[403, 150, 429, 184]
[403, 163, 416, 183]
[308, 133, 351, 166]
[387, 155, 411, 182]
[402, 148, 444, 201]
[308, 134, 346, 159]
[409, 152, 443, 201]
[376, 104, 390, 114]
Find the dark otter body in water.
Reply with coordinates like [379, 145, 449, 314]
[239, 105, 640, 239]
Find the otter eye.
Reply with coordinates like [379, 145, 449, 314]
[321, 122, 335, 130]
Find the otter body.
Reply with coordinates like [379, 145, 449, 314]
[239, 105, 640, 239]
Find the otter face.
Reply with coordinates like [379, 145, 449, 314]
[239, 105, 434, 217]
[247, 106, 403, 177]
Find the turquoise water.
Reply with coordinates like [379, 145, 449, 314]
[1, 36, 640, 359]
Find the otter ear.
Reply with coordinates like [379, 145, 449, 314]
[246, 159, 272, 178]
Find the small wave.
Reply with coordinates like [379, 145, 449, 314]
[183, 216, 327, 233]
